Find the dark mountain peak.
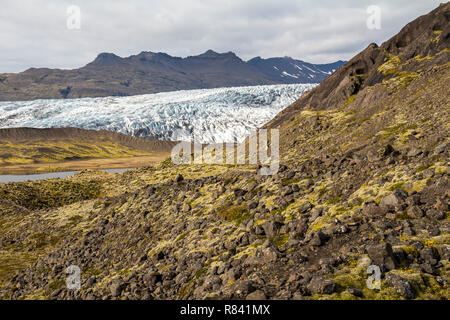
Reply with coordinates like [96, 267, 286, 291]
[197, 49, 220, 58]
[248, 56, 262, 63]
[95, 52, 121, 61]
[224, 51, 238, 56]
[153, 52, 175, 59]
[195, 50, 239, 59]
[89, 52, 123, 66]
[136, 51, 156, 57]
[132, 51, 176, 62]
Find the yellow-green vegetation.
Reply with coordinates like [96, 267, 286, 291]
[430, 30, 442, 44]
[0, 178, 102, 209]
[271, 233, 289, 249]
[317, 254, 449, 300]
[0, 251, 41, 285]
[379, 122, 416, 140]
[0, 184, 101, 288]
[0, 140, 156, 166]
[377, 54, 428, 92]
[378, 55, 401, 76]
[383, 71, 419, 92]
[217, 203, 250, 225]
[0, 127, 176, 174]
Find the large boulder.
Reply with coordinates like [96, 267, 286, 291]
[307, 277, 336, 294]
[366, 243, 398, 271]
[380, 190, 408, 209]
[407, 205, 424, 219]
[246, 290, 267, 300]
[109, 279, 127, 297]
[385, 273, 415, 299]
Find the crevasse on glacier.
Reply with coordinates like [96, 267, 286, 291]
[0, 84, 316, 143]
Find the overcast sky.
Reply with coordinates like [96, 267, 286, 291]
[0, 0, 443, 73]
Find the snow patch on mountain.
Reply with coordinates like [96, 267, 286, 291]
[281, 71, 299, 79]
[0, 84, 317, 143]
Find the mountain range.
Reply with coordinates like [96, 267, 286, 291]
[0, 51, 344, 101]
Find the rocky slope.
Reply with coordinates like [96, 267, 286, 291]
[0, 4, 449, 300]
[0, 51, 344, 101]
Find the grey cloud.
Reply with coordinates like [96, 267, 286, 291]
[0, 0, 443, 73]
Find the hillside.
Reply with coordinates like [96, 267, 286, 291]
[0, 3, 449, 301]
[0, 51, 344, 101]
[0, 127, 176, 173]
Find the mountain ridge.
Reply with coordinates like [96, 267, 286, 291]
[0, 50, 344, 101]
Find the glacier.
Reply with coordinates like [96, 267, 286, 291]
[0, 83, 316, 143]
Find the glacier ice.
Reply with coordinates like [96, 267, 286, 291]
[0, 83, 317, 143]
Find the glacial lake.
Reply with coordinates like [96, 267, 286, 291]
[0, 168, 132, 183]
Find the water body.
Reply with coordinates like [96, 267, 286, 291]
[0, 168, 132, 183]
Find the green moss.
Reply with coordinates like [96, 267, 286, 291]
[326, 196, 341, 205]
[47, 278, 65, 292]
[158, 157, 174, 169]
[29, 232, 60, 248]
[317, 184, 327, 197]
[68, 215, 83, 225]
[0, 179, 102, 210]
[271, 233, 289, 249]
[217, 203, 250, 225]
[83, 267, 103, 276]
[177, 280, 195, 299]
[0, 139, 155, 166]
[281, 178, 295, 186]
[194, 267, 207, 279]
[395, 211, 410, 220]
[311, 221, 325, 232]
[417, 164, 432, 172]
[401, 245, 419, 257]
[381, 122, 417, 140]
[176, 231, 190, 242]
[345, 94, 357, 105]
[388, 182, 405, 191]
[378, 55, 401, 76]
[329, 148, 338, 154]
